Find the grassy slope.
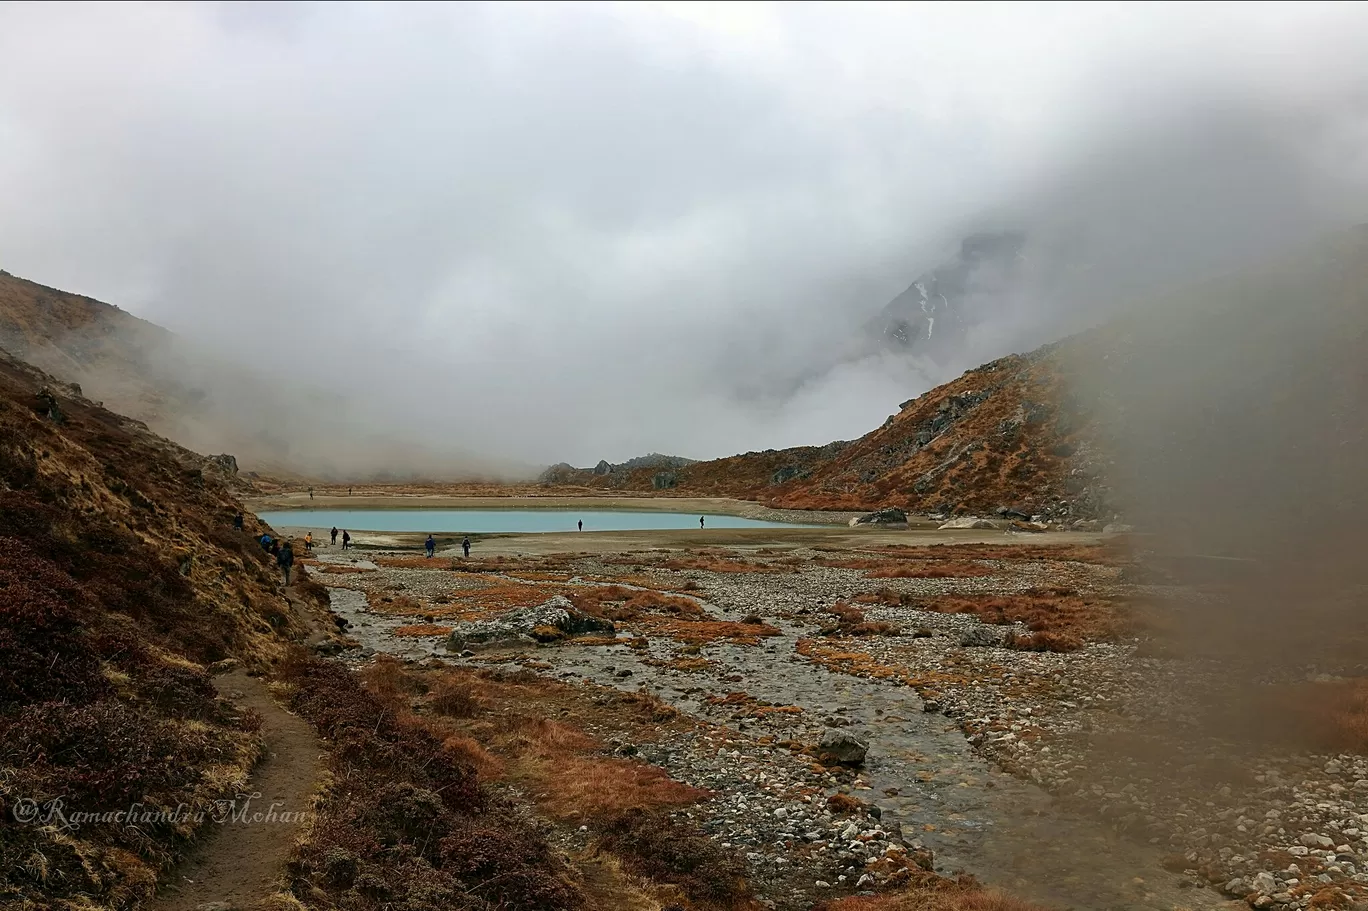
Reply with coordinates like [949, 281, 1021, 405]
[0, 352, 307, 908]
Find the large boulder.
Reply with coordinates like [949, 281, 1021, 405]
[959, 626, 1004, 647]
[938, 517, 998, 530]
[818, 729, 868, 765]
[206, 453, 239, 475]
[448, 595, 614, 651]
[849, 506, 908, 527]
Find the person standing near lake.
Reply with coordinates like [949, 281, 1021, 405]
[330, 526, 338, 546]
[425, 534, 436, 558]
[308, 487, 314, 499]
[700, 516, 705, 529]
[305, 531, 313, 552]
[578, 519, 583, 532]
[461, 536, 471, 558]
[342, 529, 351, 550]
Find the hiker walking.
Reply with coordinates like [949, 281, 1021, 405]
[342, 530, 351, 550]
[305, 531, 314, 552]
[699, 516, 705, 529]
[270, 538, 281, 558]
[330, 526, 338, 546]
[461, 536, 471, 559]
[233, 511, 244, 532]
[425, 534, 436, 558]
[308, 486, 314, 500]
[577, 519, 583, 532]
[277, 540, 294, 585]
[259, 533, 273, 553]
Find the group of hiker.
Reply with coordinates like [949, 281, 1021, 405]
[426, 534, 471, 558]
[237, 510, 472, 588]
[253, 531, 296, 584]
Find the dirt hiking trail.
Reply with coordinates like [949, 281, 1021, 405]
[150, 666, 322, 911]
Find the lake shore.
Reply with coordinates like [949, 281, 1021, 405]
[245, 493, 867, 526]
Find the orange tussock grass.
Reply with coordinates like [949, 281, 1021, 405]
[530, 754, 708, 822]
[634, 617, 781, 646]
[920, 587, 1130, 643]
[823, 602, 901, 637]
[796, 638, 913, 684]
[818, 557, 994, 579]
[364, 591, 426, 615]
[315, 563, 376, 574]
[502, 716, 707, 822]
[568, 585, 705, 621]
[429, 676, 489, 718]
[440, 733, 506, 778]
[660, 554, 792, 573]
[392, 623, 453, 637]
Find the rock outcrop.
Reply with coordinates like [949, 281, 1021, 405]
[447, 595, 615, 651]
[849, 506, 908, 527]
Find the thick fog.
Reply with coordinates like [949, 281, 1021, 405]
[1, 2, 1366, 473]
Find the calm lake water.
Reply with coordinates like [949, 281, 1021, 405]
[257, 509, 815, 534]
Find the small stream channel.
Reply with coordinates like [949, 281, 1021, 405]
[325, 578, 1224, 911]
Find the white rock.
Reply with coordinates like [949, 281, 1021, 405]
[938, 517, 999, 530]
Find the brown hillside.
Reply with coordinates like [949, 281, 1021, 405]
[539, 347, 1106, 520]
[0, 351, 319, 907]
[543, 227, 1368, 522]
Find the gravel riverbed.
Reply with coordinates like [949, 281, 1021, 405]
[305, 543, 1367, 911]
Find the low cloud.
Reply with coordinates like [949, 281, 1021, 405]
[1, 2, 1365, 472]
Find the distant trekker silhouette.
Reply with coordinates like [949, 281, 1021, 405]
[578, 520, 583, 531]
[461, 536, 471, 558]
[330, 526, 338, 546]
[342, 529, 351, 550]
[700, 516, 705, 529]
[425, 534, 436, 558]
[233, 511, 244, 531]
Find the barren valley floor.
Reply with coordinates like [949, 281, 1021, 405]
[278, 524, 1368, 911]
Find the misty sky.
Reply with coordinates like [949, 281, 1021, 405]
[2, 2, 1367, 469]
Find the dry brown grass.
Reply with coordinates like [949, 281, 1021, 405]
[430, 676, 488, 718]
[568, 585, 705, 621]
[661, 554, 792, 574]
[822, 602, 901, 637]
[919, 587, 1130, 644]
[819, 557, 995, 579]
[525, 752, 708, 822]
[634, 617, 781, 646]
[365, 591, 426, 615]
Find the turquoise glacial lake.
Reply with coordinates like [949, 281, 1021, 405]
[256, 509, 815, 534]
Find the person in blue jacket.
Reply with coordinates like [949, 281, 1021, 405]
[425, 534, 436, 558]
